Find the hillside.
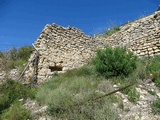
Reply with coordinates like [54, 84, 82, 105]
[0, 11, 160, 120]
[1, 47, 160, 119]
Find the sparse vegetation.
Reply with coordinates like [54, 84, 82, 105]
[96, 26, 121, 38]
[17, 46, 33, 61]
[132, 58, 149, 80]
[36, 66, 120, 120]
[151, 98, 160, 115]
[146, 55, 160, 87]
[106, 26, 120, 36]
[122, 86, 140, 102]
[108, 77, 140, 102]
[0, 46, 33, 71]
[144, 56, 160, 115]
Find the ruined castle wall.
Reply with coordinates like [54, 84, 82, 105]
[105, 11, 160, 57]
[24, 11, 160, 84]
[24, 24, 106, 84]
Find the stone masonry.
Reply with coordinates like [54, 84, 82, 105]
[105, 11, 160, 57]
[23, 24, 106, 84]
[23, 11, 160, 84]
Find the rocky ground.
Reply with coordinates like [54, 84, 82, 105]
[24, 79, 160, 120]
[114, 79, 160, 120]
[1, 67, 160, 120]
[23, 99, 50, 120]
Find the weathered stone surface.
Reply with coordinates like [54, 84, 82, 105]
[106, 11, 160, 57]
[9, 69, 19, 80]
[0, 69, 20, 84]
[114, 80, 160, 120]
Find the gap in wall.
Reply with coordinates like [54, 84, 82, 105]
[49, 66, 63, 72]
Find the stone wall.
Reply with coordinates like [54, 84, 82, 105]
[105, 11, 160, 57]
[23, 11, 160, 84]
[23, 24, 106, 84]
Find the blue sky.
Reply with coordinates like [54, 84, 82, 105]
[0, 0, 159, 51]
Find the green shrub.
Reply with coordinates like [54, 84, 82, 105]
[146, 55, 160, 87]
[93, 47, 137, 78]
[0, 79, 35, 113]
[0, 102, 32, 120]
[0, 95, 10, 114]
[151, 98, 160, 114]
